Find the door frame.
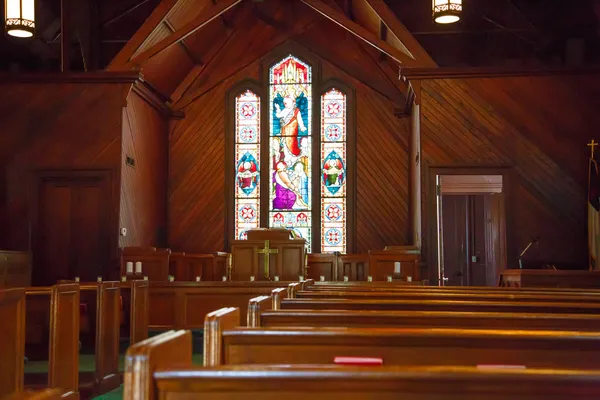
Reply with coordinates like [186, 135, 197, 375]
[426, 166, 513, 286]
[29, 169, 116, 283]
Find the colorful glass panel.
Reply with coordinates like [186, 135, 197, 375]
[321, 88, 347, 253]
[269, 55, 312, 251]
[234, 90, 260, 240]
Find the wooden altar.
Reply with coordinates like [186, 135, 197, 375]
[230, 229, 306, 281]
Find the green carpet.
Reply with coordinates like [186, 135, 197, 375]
[91, 353, 203, 400]
[93, 385, 123, 400]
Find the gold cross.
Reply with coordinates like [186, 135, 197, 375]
[257, 240, 278, 279]
[589, 139, 598, 160]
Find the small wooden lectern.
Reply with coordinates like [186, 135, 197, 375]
[230, 228, 306, 281]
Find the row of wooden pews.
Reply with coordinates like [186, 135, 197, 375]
[0, 280, 149, 399]
[124, 280, 600, 399]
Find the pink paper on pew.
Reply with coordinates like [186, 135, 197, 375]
[334, 357, 383, 366]
[477, 365, 526, 369]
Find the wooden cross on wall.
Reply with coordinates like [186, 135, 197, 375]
[589, 139, 598, 160]
[257, 240, 278, 279]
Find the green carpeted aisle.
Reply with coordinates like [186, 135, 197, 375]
[92, 354, 203, 400]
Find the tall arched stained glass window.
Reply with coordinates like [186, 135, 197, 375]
[234, 90, 261, 240]
[268, 55, 312, 251]
[320, 88, 347, 253]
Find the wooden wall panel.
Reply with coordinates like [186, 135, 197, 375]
[421, 75, 600, 270]
[168, 22, 411, 253]
[120, 90, 169, 249]
[0, 82, 129, 265]
[168, 64, 259, 253]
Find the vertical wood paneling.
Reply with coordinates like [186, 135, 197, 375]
[0, 82, 128, 267]
[120, 91, 169, 249]
[421, 75, 600, 268]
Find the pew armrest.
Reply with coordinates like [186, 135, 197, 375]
[247, 296, 271, 327]
[124, 330, 192, 400]
[203, 307, 240, 367]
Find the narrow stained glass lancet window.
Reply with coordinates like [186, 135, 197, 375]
[321, 88, 347, 253]
[269, 55, 312, 251]
[234, 90, 261, 240]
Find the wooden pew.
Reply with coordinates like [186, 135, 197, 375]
[77, 282, 121, 395]
[61, 279, 148, 346]
[0, 288, 26, 397]
[294, 289, 600, 304]
[306, 281, 600, 294]
[204, 307, 600, 369]
[258, 309, 600, 331]
[124, 330, 600, 400]
[23, 284, 79, 399]
[277, 298, 600, 314]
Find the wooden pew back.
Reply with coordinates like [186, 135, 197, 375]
[153, 365, 600, 400]
[295, 290, 600, 303]
[3, 389, 62, 400]
[93, 282, 121, 393]
[48, 284, 79, 399]
[129, 280, 149, 345]
[259, 309, 600, 331]
[206, 307, 600, 370]
[0, 288, 25, 397]
[278, 298, 600, 314]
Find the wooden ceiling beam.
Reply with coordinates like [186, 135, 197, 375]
[127, 0, 243, 68]
[298, 0, 417, 66]
[163, 20, 203, 65]
[363, 0, 437, 67]
[108, 0, 181, 70]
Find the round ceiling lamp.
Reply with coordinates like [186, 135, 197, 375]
[5, 0, 35, 38]
[433, 0, 462, 24]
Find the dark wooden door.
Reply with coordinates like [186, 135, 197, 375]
[33, 172, 110, 285]
[441, 195, 468, 286]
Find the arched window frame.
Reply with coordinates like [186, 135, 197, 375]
[225, 45, 356, 253]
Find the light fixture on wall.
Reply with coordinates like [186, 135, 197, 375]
[4, 0, 35, 38]
[432, 0, 462, 24]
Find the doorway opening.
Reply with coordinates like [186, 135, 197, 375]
[433, 173, 507, 286]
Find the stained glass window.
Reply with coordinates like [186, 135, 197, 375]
[234, 90, 261, 240]
[268, 55, 313, 251]
[320, 88, 347, 253]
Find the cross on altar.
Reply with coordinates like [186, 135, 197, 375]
[257, 240, 278, 279]
[589, 140, 598, 159]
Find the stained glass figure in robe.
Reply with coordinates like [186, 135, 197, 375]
[269, 55, 312, 249]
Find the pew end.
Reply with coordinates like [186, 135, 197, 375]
[247, 296, 271, 327]
[124, 330, 192, 400]
[271, 288, 287, 310]
[203, 307, 240, 367]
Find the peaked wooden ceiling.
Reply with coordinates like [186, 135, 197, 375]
[0, 0, 598, 74]
[103, 0, 441, 109]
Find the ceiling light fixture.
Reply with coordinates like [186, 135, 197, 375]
[5, 0, 35, 38]
[433, 0, 462, 24]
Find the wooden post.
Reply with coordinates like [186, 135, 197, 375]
[61, 0, 71, 72]
[409, 82, 422, 248]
